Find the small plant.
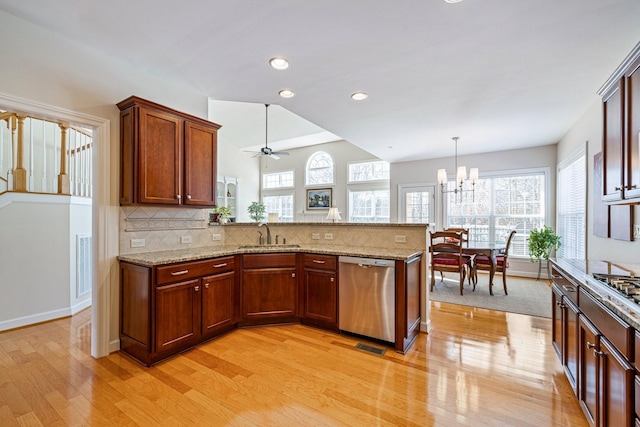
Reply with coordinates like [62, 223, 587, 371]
[528, 225, 561, 262]
[211, 205, 232, 223]
[247, 201, 266, 222]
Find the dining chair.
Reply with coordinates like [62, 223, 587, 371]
[429, 230, 467, 295]
[444, 227, 475, 285]
[473, 230, 517, 295]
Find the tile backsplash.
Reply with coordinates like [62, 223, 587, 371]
[119, 207, 427, 254]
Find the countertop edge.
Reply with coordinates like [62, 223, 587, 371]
[118, 245, 424, 267]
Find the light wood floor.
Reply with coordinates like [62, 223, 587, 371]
[0, 302, 588, 426]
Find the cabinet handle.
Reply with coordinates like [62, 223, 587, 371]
[312, 260, 326, 264]
[555, 301, 564, 308]
[614, 186, 623, 191]
[170, 270, 189, 276]
[176, 194, 181, 200]
[292, 273, 296, 278]
[187, 195, 192, 200]
[586, 342, 596, 349]
[561, 285, 575, 293]
[330, 277, 335, 282]
[205, 283, 209, 289]
[593, 350, 605, 357]
[194, 285, 200, 292]
[551, 274, 562, 279]
[213, 263, 228, 268]
[627, 184, 637, 189]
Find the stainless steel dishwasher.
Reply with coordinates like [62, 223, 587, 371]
[338, 256, 395, 343]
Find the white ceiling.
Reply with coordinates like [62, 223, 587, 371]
[1, 0, 640, 162]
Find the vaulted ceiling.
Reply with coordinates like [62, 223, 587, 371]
[1, 0, 639, 162]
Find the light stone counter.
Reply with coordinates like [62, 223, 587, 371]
[118, 244, 423, 267]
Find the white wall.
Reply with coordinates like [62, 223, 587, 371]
[216, 138, 260, 223]
[260, 140, 380, 219]
[0, 194, 91, 330]
[557, 99, 640, 263]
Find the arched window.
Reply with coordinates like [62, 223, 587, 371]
[305, 151, 334, 185]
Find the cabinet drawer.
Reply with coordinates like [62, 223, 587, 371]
[579, 288, 633, 359]
[551, 266, 579, 306]
[157, 256, 235, 285]
[243, 253, 296, 269]
[303, 254, 337, 271]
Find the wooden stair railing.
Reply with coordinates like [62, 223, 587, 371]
[0, 111, 92, 197]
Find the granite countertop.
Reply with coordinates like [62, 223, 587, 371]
[551, 258, 640, 330]
[118, 244, 424, 267]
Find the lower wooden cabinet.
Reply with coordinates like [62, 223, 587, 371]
[155, 278, 201, 353]
[552, 261, 635, 427]
[302, 254, 338, 328]
[242, 253, 298, 321]
[120, 256, 237, 366]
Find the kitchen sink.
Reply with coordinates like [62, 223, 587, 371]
[237, 244, 300, 249]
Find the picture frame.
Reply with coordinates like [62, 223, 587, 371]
[306, 188, 332, 210]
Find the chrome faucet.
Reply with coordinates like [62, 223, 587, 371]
[258, 222, 271, 245]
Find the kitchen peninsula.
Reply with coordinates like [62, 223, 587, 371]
[118, 221, 428, 366]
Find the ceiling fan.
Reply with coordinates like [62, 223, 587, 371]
[252, 104, 289, 160]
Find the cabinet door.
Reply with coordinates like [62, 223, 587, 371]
[599, 337, 634, 427]
[202, 271, 234, 335]
[155, 278, 201, 353]
[565, 300, 579, 393]
[625, 56, 640, 200]
[552, 284, 564, 360]
[242, 268, 297, 319]
[138, 107, 182, 205]
[579, 315, 599, 426]
[304, 268, 337, 325]
[603, 81, 625, 202]
[184, 121, 217, 206]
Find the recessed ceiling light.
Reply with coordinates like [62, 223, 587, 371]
[279, 89, 295, 98]
[269, 57, 289, 70]
[351, 91, 368, 101]
[444, 0, 463, 3]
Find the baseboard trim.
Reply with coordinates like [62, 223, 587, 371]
[109, 339, 121, 354]
[0, 307, 71, 332]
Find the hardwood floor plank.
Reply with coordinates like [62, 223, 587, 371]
[0, 303, 590, 426]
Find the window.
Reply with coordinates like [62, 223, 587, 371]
[263, 170, 294, 189]
[349, 189, 390, 223]
[445, 169, 548, 257]
[556, 148, 586, 259]
[403, 187, 433, 223]
[348, 160, 390, 182]
[306, 151, 334, 185]
[263, 194, 294, 222]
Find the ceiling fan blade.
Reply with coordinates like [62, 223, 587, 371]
[268, 153, 280, 160]
[271, 151, 289, 156]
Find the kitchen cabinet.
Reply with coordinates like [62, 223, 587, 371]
[599, 42, 640, 203]
[241, 253, 298, 322]
[119, 255, 237, 366]
[118, 96, 221, 207]
[302, 254, 338, 329]
[395, 255, 422, 353]
[552, 262, 636, 426]
[552, 282, 579, 393]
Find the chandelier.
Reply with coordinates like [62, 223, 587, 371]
[437, 137, 478, 199]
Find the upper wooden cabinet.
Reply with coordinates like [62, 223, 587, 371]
[600, 42, 640, 203]
[117, 96, 221, 207]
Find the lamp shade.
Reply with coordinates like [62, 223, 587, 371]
[437, 169, 448, 184]
[326, 207, 342, 221]
[469, 168, 479, 183]
[456, 166, 467, 183]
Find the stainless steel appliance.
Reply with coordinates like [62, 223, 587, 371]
[589, 273, 640, 307]
[338, 256, 395, 343]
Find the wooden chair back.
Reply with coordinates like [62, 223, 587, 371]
[429, 230, 467, 294]
[444, 227, 469, 247]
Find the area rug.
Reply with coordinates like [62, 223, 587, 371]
[429, 274, 552, 318]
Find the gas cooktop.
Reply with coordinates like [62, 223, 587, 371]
[591, 273, 640, 305]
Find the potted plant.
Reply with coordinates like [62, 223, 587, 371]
[247, 201, 266, 223]
[211, 205, 232, 224]
[528, 225, 561, 280]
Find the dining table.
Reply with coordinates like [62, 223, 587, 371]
[462, 241, 507, 296]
